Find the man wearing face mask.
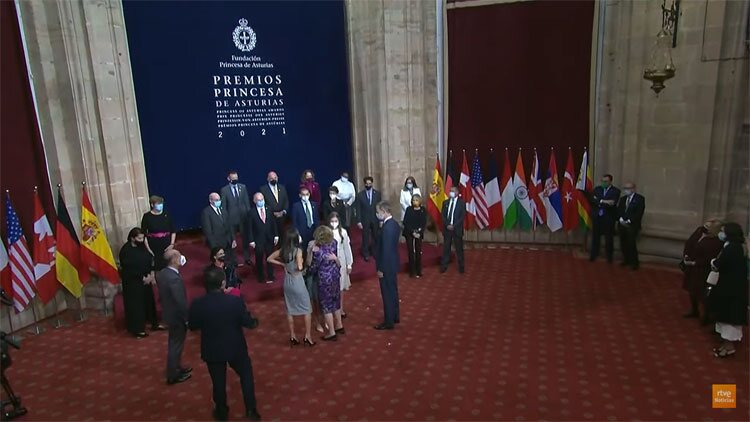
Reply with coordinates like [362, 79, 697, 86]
[259, 171, 289, 235]
[156, 249, 192, 385]
[355, 176, 381, 262]
[617, 182, 646, 270]
[201, 193, 236, 267]
[220, 171, 252, 265]
[440, 186, 467, 274]
[247, 192, 279, 284]
[374, 201, 401, 330]
[589, 174, 621, 263]
[332, 172, 356, 229]
[291, 187, 319, 256]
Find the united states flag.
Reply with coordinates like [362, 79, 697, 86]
[470, 154, 489, 229]
[6, 195, 35, 312]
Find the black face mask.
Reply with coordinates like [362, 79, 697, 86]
[230, 180, 238, 185]
[134, 239, 145, 246]
[216, 256, 226, 262]
[269, 180, 277, 186]
[365, 185, 373, 190]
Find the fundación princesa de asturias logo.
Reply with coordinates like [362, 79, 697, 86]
[233, 18, 257, 52]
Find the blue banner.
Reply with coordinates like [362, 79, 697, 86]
[123, 0, 352, 230]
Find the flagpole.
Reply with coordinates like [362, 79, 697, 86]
[81, 181, 111, 317]
[75, 292, 88, 322]
[50, 293, 65, 328]
[27, 298, 44, 335]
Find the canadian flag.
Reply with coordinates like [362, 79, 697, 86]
[33, 191, 58, 304]
[0, 239, 10, 296]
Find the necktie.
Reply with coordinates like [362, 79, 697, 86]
[273, 186, 279, 201]
[216, 207, 222, 218]
[368, 190, 372, 205]
[448, 200, 455, 225]
[260, 207, 266, 223]
[626, 195, 632, 208]
[305, 202, 313, 227]
[233, 186, 238, 199]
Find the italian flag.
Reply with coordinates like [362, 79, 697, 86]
[512, 150, 533, 230]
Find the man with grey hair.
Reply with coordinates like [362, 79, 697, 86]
[617, 181, 645, 270]
[374, 201, 401, 330]
[201, 192, 236, 267]
[156, 249, 191, 384]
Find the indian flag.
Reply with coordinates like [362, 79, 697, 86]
[501, 149, 516, 229]
[512, 150, 533, 230]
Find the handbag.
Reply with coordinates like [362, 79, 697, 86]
[706, 271, 719, 286]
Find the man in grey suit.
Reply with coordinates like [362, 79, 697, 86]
[220, 171, 252, 264]
[156, 249, 192, 385]
[201, 192, 236, 267]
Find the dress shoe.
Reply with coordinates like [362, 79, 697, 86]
[373, 323, 394, 330]
[439, 267, 447, 274]
[213, 406, 229, 421]
[246, 409, 262, 421]
[180, 366, 193, 374]
[151, 324, 167, 331]
[631, 264, 639, 271]
[335, 327, 346, 335]
[394, 319, 400, 324]
[322, 334, 338, 341]
[166, 372, 191, 385]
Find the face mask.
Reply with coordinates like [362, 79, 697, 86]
[718, 232, 727, 242]
[298, 235, 303, 244]
[230, 179, 238, 185]
[365, 185, 372, 190]
[213, 200, 222, 208]
[623, 189, 633, 196]
[330, 194, 337, 200]
[154, 203, 164, 212]
[449, 191, 457, 199]
[406, 183, 413, 189]
[134, 239, 145, 245]
[601, 181, 610, 188]
[179, 255, 187, 266]
[301, 195, 310, 202]
[306, 175, 313, 181]
[269, 180, 277, 186]
[331, 221, 339, 229]
[341, 176, 348, 183]
[217, 256, 226, 262]
[376, 212, 385, 221]
[256, 200, 265, 208]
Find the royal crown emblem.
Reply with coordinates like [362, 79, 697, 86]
[233, 18, 257, 52]
[81, 220, 100, 244]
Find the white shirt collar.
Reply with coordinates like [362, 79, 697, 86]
[384, 215, 393, 223]
[168, 266, 179, 274]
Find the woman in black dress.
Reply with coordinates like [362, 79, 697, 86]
[141, 195, 176, 270]
[403, 194, 427, 278]
[119, 227, 164, 338]
[708, 222, 748, 358]
[322, 186, 346, 222]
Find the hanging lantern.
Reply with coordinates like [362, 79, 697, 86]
[643, 0, 679, 95]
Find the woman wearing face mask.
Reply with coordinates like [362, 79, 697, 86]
[299, 169, 321, 208]
[141, 195, 176, 270]
[327, 212, 353, 317]
[306, 226, 344, 341]
[268, 228, 315, 347]
[205, 247, 241, 297]
[707, 223, 748, 358]
[322, 186, 346, 222]
[403, 194, 427, 278]
[119, 227, 165, 338]
[399, 176, 421, 221]
[680, 218, 723, 323]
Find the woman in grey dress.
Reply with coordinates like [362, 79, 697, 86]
[268, 228, 315, 347]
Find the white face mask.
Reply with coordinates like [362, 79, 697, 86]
[341, 176, 348, 183]
[449, 191, 457, 199]
[179, 255, 187, 266]
[331, 221, 339, 229]
[301, 195, 310, 202]
[330, 194, 337, 200]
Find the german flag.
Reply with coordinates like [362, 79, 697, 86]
[55, 187, 84, 297]
[80, 186, 119, 284]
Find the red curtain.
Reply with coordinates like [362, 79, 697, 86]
[0, 1, 55, 239]
[447, 0, 594, 173]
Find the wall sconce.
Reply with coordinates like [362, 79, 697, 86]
[643, 0, 679, 95]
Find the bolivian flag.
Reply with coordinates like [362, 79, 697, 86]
[80, 187, 120, 284]
[56, 187, 84, 297]
[428, 156, 447, 227]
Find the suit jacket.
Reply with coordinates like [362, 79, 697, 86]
[156, 267, 188, 326]
[590, 185, 621, 222]
[188, 291, 258, 362]
[219, 183, 252, 226]
[291, 201, 319, 242]
[322, 199, 346, 222]
[355, 189, 381, 224]
[617, 193, 645, 231]
[441, 198, 467, 237]
[247, 206, 278, 248]
[376, 218, 401, 274]
[201, 205, 233, 249]
[259, 183, 289, 215]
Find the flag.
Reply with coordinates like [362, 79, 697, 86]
[444, 150, 456, 196]
[33, 190, 58, 304]
[459, 151, 474, 229]
[56, 188, 84, 297]
[542, 148, 563, 232]
[5, 195, 35, 312]
[562, 149, 578, 232]
[80, 187, 120, 284]
[512, 150, 533, 230]
[0, 239, 10, 296]
[528, 149, 547, 229]
[501, 149, 516, 229]
[470, 153, 489, 229]
[485, 150, 503, 229]
[575, 149, 594, 230]
[427, 156, 447, 227]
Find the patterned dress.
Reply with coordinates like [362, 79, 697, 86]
[310, 240, 341, 313]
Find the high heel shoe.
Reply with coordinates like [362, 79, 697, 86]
[321, 334, 338, 342]
[289, 337, 300, 347]
[303, 337, 316, 347]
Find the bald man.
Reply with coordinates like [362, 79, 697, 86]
[156, 249, 191, 384]
[617, 182, 645, 270]
[201, 192, 236, 267]
[259, 171, 289, 235]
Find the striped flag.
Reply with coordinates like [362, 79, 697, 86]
[427, 156, 446, 227]
[80, 187, 120, 283]
[512, 150, 533, 230]
[5, 194, 35, 312]
[470, 153, 489, 229]
[485, 150, 503, 229]
[528, 149, 546, 229]
[542, 148, 563, 232]
[501, 149, 516, 229]
[56, 187, 84, 297]
[575, 149, 594, 230]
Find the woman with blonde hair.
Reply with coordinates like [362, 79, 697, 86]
[307, 225, 344, 341]
[403, 194, 427, 278]
[140, 195, 176, 270]
[327, 212, 353, 317]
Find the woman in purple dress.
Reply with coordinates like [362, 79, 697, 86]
[307, 225, 344, 341]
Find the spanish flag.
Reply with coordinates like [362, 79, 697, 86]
[80, 186, 120, 284]
[428, 156, 447, 227]
[56, 187, 84, 297]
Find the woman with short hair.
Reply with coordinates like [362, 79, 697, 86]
[307, 225, 344, 341]
[403, 194, 427, 278]
[119, 227, 164, 338]
[141, 195, 176, 270]
[322, 185, 347, 222]
[300, 169, 321, 207]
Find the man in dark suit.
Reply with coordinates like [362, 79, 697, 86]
[355, 176, 381, 262]
[189, 267, 261, 421]
[374, 201, 400, 330]
[156, 249, 192, 385]
[259, 171, 289, 235]
[589, 174, 621, 263]
[247, 192, 279, 283]
[220, 171, 252, 265]
[291, 187, 319, 252]
[440, 186, 466, 274]
[617, 181, 646, 270]
[201, 192, 236, 267]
